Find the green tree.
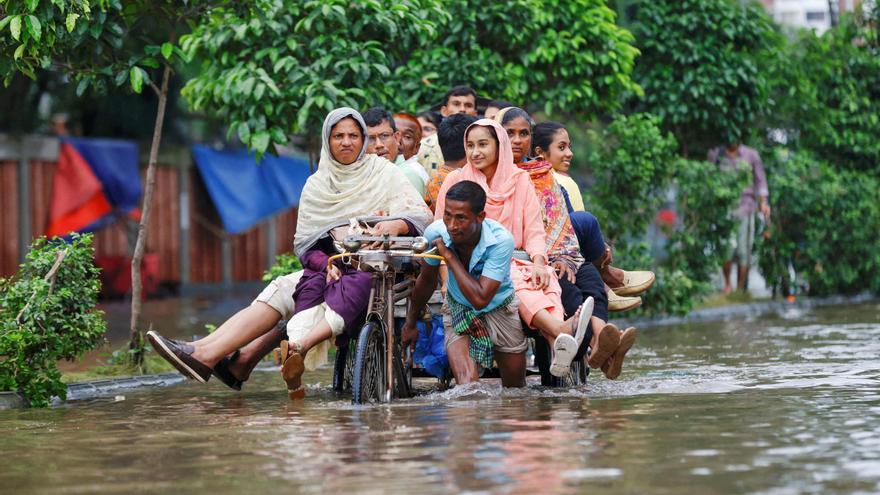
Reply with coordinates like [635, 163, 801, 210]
[391, 0, 642, 116]
[0, 0, 218, 365]
[0, 234, 105, 407]
[181, 0, 446, 161]
[767, 16, 880, 173]
[628, 0, 778, 157]
[182, 0, 641, 158]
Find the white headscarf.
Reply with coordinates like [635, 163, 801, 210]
[294, 107, 432, 255]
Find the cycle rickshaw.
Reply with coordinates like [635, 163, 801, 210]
[324, 233, 590, 405]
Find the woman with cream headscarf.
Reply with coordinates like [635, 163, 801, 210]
[434, 119, 594, 377]
[281, 107, 432, 399]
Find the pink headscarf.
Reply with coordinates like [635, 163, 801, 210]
[435, 119, 547, 258]
[457, 119, 526, 207]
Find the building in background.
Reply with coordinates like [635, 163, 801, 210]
[761, 0, 861, 33]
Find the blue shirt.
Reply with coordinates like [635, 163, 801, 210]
[423, 218, 514, 314]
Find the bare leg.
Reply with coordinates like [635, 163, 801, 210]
[587, 316, 607, 349]
[191, 302, 281, 368]
[228, 327, 284, 381]
[495, 351, 526, 387]
[529, 308, 578, 344]
[295, 318, 334, 356]
[722, 260, 733, 294]
[737, 263, 749, 292]
[447, 338, 480, 385]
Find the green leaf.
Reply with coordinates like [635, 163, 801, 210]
[270, 127, 287, 144]
[14, 44, 26, 61]
[76, 78, 90, 97]
[129, 66, 144, 94]
[252, 131, 270, 153]
[26, 0, 39, 11]
[161, 42, 173, 60]
[65, 12, 80, 33]
[140, 57, 160, 69]
[237, 122, 250, 143]
[0, 16, 12, 32]
[24, 15, 41, 41]
[10, 16, 22, 41]
[114, 69, 128, 87]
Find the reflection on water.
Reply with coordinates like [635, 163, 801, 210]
[3, 302, 880, 494]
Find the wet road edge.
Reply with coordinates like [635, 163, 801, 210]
[620, 292, 876, 329]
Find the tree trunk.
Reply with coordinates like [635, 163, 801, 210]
[827, 0, 837, 27]
[129, 65, 171, 366]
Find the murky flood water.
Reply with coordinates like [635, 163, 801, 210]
[3, 302, 879, 494]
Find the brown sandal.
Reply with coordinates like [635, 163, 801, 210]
[601, 327, 637, 379]
[587, 323, 622, 369]
[280, 340, 305, 400]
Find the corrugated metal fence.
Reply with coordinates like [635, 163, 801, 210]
[0, 135, 299, 288]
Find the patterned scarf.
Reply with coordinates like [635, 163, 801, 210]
[518, 159, 583, 269]
[447, 294, 514, 369]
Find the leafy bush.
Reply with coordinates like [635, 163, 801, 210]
[263, 252, 302, 282]
[585, 113, 677, 246]
[0, 234, 106, 407]
[756, 149, 880, 296]
[642, 159, 746, 314]
[629, 0, 779, 157]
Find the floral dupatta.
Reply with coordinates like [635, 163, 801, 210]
[519, 159, 583, 271]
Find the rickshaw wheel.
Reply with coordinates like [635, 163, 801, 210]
[352, 321, 385, 404]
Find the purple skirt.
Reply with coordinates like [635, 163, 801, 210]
[292, 267, 372, 331]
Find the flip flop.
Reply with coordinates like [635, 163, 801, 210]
[550, 333, 579, 377]
[280, 340, 305, 400]
[587, 323, 622, 369]
[212, 350, 244, 391]
[601, 327, 637, 380]
[573, 297, 594, 348]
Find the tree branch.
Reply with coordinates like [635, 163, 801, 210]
[15, 248, 68, 324]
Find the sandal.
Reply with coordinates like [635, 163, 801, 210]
[573, 297, 594, 348]
[212, 350, 244, 391]
[587, 323, 622, 369]
[601, 327, 637, 380]
[280, 340, 305, 400]
[550, 333, 579, 377]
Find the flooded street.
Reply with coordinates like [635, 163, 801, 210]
[2, 302, 879, 494]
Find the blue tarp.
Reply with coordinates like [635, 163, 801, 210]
[65, 137, 142, 215]
[46, 137, 141, 237]
[191, 145, 313, 234]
